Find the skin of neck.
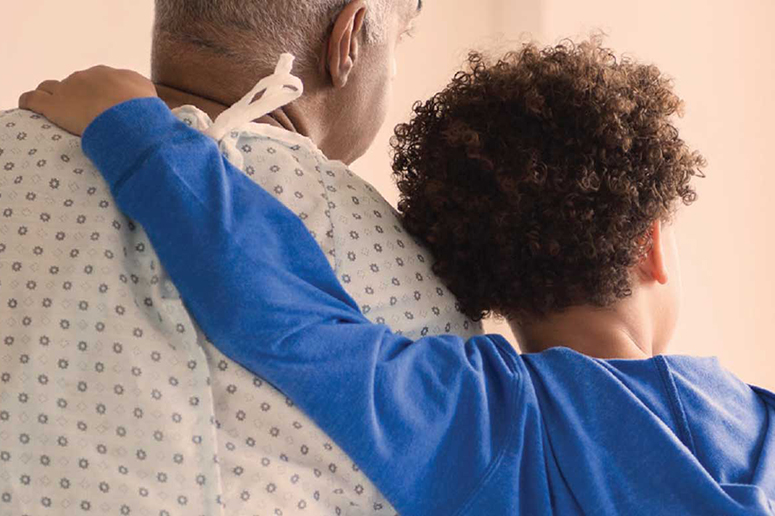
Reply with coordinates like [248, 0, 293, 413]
[510, 221, 680, 360]
[510, 292, 657, 360]
[153, 62, 373, 166]
[152, 51, 324, 146]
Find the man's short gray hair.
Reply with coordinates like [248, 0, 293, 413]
[154, 0, 391, 72]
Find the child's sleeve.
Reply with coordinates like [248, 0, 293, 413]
[82, 98, 523, 515]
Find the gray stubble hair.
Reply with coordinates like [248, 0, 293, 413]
[154, 0, 391, 71]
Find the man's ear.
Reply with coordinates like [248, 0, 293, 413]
[325, 0, 368, 89]
[638, 220, 669, 285]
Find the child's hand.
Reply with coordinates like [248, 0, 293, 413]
[19, 66, 158, 136]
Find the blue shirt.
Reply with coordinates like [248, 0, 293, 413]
[82, 98, 775, 516]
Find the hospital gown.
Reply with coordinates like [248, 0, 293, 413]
[0, 105, 481, 516]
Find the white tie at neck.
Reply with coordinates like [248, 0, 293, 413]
[204, 53, 304, 142]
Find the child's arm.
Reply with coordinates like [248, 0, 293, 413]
[80, 98, 523, 515]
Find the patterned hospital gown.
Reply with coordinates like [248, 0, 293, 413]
[0, 105, 483, 516]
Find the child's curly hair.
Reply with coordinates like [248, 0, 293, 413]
[391, 38, 706, 322]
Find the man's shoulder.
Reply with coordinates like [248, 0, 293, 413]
[224, 121, 389, 208]
[1, 107, 70, 135]
[1, 108, 87, 160]
[0, 108, 105, 203]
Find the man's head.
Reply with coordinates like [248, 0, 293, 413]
[152, 0, 423, 163]
[391, 38, 706, 353]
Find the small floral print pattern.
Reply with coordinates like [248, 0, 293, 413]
[0, 105, 481, 516]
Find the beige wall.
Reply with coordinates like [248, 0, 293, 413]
[2, 1, 771, 389]
[0, 1, 154, 108]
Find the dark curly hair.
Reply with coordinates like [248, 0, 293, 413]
[391, 38, 706, 322]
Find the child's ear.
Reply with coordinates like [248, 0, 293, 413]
[638, 220, 669, 285]
[322, 0, 368, 89]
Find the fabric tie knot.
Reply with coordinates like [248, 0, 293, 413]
[205, 53, 303, 142]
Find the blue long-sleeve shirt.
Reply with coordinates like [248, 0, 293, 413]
[82, 98, 775, 515]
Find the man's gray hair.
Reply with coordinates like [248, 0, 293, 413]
[154, 0, 390, 71]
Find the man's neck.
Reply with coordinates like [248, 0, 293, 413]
[151, 49, 349, 161]
[155, 83, 302, 134]
[155, 84, 229, 121]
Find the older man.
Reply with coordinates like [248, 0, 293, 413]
[0, 1, 479, 515]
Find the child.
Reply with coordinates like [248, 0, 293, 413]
[20, 39, 775, 515]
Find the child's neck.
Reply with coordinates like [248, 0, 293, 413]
[510, 303, 658, 360]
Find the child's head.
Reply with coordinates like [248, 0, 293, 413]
[391, 38, 706, 353]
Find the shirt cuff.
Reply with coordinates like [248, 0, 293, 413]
[81, 97, 194, 191]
